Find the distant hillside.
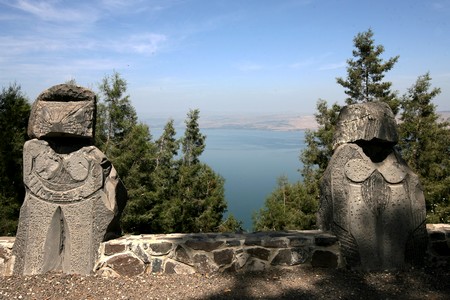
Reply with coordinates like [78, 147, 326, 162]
[143, 111, 450, 132]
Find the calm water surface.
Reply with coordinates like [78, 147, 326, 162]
[201, 129, 306, 230]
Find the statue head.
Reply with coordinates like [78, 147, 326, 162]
[332, 101, 398, 151]
[27, 84, 96, 141]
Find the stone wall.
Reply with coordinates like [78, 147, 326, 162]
[1, 225, 449, 277]
[95, 231, 340, 277]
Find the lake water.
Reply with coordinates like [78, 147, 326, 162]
[200, 129, 306, 230]
[150, 128, 306, 231]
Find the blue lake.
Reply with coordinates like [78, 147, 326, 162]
[150, 128, 306, 231]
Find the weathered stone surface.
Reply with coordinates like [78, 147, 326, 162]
[226, 239, 241, 247]
[288, 236, 311, 247]
[246, 247, 271, 261]
[175, 245, 192, 265]
[213, 249, 234, 266]
[271, 249, 292, 266]
[104, 243, 126, 256]
[148, 242, 173, 255]
[12, 84, 127, 275]
[193, 254, 219, 274]
[319, 102, 427, 270]
[271, 248, 309, 266]
[234, 249, 250, 269]
[332, 101, 398, 150]
[244, 237, 262, 246]
[185, 240, 223, 251]
[263, 238, 289, 248]
[150, 258, 163, 273]
[28, 84, 96, 140]
[314, 234, 338, 247]
[132, 244, 150, 264]
[105, 253, 145, 277]
[164, 259, 195, 274]
[311, 250, 338, 268]
[243, 259, 266, 272]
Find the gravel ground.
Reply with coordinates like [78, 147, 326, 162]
[1, 267, 449, 300]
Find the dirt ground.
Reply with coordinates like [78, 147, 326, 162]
[1, 266, 449, 300]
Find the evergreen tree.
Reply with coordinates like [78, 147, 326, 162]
[181, 109, 205, 166]
[217, 214, 244, 233]
[336, 28, 400, 114]
[398, 73, 450, 222]
[161, 109, 227, 233]
[253, 176, 318, 231]
[117, 123, 158, 233]
[96, 71, 137, 157]
[96, 72, 159, 233]
[0, 84, 31, 235]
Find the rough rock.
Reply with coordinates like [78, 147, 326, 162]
[319, 102, 427, 270]
[104, 253, 145, 277]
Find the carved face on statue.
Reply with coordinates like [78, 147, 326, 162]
[319, 101, 427, 270]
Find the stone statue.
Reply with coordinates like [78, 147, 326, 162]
[319, 102, 427, 270]
[13, 84, 127, 275]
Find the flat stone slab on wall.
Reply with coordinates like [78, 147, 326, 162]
[95, 230, 341, 277]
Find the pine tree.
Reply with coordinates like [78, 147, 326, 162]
[0, 83, 31, 235]
[96, 71, 137, 157]
[181, 109, 205, 166]
[160, 109, 228, 233]
[117, 123, 158, 233]
[253, 176, 318, 231]
[398, 73, 450, 222]
[336, 28, 400, 114]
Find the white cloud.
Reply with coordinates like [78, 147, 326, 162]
[5, 0, 99, 23]
[124, 34, 168, 54]
[319, 62, 346, 71]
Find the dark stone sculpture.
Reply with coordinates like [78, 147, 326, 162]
[13, 84, 127, 275]
[319, 102, 427, 270]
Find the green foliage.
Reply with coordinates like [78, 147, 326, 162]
[217, 214, 244, 233]
[253, 176, 318, 231]
[96, 71, 137, 156]
[336, 28, 400, 114]
[0, 83, 31, 235]
[181, 109, 206, 166]
[159, 110, 227, 233]
[115, 123, 158, 233]
[398, 73, 450, 223]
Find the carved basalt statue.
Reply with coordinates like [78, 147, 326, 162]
[13, 84, 127, 275]
[319, 102, 427, 270]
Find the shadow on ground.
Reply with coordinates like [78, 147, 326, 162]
[202, 266, 450, 299]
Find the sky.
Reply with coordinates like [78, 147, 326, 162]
[1, 0, 449, 120]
